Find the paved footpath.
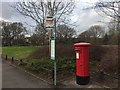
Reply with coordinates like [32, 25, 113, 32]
[2, 61, 110, 89]
[2, 62, 52, 88]
[0, 59, 2, 90]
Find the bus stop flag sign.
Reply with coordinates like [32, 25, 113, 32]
[45, 17, 54, 28]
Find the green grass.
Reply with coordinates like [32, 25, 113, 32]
[2, 45, 96, 73]
[2, 46, 40, 59]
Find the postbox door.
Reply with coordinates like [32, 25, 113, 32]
[76, 50, 84, 76]
[76, 47, 90, 76]
[83, 47, 89, 76]
[76, 60, 84, 76]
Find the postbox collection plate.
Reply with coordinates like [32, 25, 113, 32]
[76, 52, 79, 59]
[50, 39, 55, 60]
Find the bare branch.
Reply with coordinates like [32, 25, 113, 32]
[14, 0, 75, 27]
[95, 0, 120, 19]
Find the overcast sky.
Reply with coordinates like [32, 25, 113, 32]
[0, 0, 111, 35]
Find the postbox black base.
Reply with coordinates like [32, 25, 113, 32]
[76, 76, 90, 85]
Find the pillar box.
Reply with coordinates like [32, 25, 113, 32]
[74, 42, 91, 85]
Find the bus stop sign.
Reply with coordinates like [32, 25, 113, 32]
[45, 16, 54, 28]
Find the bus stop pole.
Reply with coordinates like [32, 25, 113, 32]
[54, 18, 56, 86]
[54, 60, 56, 85]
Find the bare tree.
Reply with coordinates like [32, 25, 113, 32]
[95, 0, 120, 19]
[107, 20, 119, 44]
[14, 0, 75, 29]
[78, 25, 105, 43]
[79, 25, 105, 38]
[95, 0, 120, 45]
[88, 25, 105, 38]
[2, 21, 27, 46]
[57, 24, 76, 38]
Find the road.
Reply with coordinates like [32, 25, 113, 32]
[2, 61, 108, 89]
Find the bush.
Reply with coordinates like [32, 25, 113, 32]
[100, 46, 118, 73]
[57, 57, 75, 72]
[27, 46, 49, 59]
[90, 45, 106, 61]
[28, 44, 75, 59]
[26, 58, 53, 72]
[56, 44, 74, 58]
[27, 44, 75, 72]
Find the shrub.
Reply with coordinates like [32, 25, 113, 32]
[28, 44, 75, 59]
[90, 45, 106, 61]
[26, 58, 53, 72]
[100, 46, 118, 73]
[27, 44, 75, 72]
[57, 57, 75, 72]
[27, 46, 49, 59]
[56, 44, 74, 58]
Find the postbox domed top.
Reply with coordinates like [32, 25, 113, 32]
[74, 42, 92, 47]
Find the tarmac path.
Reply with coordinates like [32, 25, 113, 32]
[2, 61, 110, 89]
[0, 58, 2, 90]
[2, 62, 51, 88]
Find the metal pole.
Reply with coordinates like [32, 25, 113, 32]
[47, 2, 57, 85]
[54, 60, 56, 85]
[54, 18, 56, 86]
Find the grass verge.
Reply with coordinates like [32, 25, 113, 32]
[2, 46, 40, 59]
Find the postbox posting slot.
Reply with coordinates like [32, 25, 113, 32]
[74, 47, 81, 51]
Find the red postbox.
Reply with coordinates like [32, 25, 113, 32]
[74, 42, 91, 85]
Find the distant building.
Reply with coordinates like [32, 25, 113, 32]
[25, 34, 31, 45]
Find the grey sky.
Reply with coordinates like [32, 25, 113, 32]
[0, 2, 36, 25]
[0, 0, 111, 34]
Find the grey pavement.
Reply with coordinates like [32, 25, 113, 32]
[0, 57, 2, 90]
[2, 61, 108, 89]
[2, 62, 51, 88]
[62, 78, 105, 88]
